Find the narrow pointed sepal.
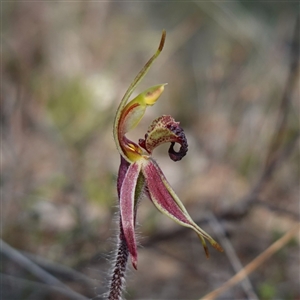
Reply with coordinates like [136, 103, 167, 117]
[113, 31, 166, 163]
[198, 234, 209, 258]
[142, 158, 223, 256]
[120, 161, 142, 269]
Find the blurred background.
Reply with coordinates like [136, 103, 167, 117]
[2, 2, 299, 300]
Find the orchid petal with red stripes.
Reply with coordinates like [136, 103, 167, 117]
[142, 158, 223, 256]
[120, 161, 142, 269]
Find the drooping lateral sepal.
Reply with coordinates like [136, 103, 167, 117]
[142, 158, 223, 256]
[139, 115, 188, 161]
[119, 161, 142, 270]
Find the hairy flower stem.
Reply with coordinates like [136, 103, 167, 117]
[107, 157, 130, 299]
[108, 219, 129, 300]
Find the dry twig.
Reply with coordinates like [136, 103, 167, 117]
[208, 213, 258, 300]
[22, 251, 96, 288]
[1, 274, 88, 300]
[200, 223, 300, 300]
[0, 239, 88, 300]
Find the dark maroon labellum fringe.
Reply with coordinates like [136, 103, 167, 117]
[168, 141, 187, 161]
[167, 122, 188, 161]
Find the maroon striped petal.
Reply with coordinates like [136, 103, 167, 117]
[143, 159, 193, 224]
[120, 161, 142, 269]
[142, 158, 223, 256]
[117, 155, 130, 198]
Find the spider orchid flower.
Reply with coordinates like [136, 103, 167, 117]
[113, 30, 223, 270]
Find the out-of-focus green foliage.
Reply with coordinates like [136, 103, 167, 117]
[47, 78, 96, 145]
[258, 282, 276, 300]
[84, 174, 114, 207]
